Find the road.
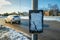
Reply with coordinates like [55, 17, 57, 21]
[0, 17, 60, 40]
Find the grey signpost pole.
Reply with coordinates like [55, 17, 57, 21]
[32, 0, 38, 40]
[32, 0, 38, 10]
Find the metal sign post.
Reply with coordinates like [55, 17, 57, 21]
[29, 10, 43, 40]
[32, 34, 38, 40]
[32, 0, 38, 40]
[29, 0, 43, 40]
[32, 0, 38, 10]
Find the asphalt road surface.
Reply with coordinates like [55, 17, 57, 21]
[0, 17, 60, 40]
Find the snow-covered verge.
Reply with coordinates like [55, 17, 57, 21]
[44, 16, 60, 22]
[0, 16, 60, 22]
[20, 16, 60, 22]
[0, 25, 30, 40]
[20, 16, 29, 19]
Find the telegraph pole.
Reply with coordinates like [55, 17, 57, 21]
[32, 0, 38, 40]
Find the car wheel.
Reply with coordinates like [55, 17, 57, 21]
[18, 21, 21, 24]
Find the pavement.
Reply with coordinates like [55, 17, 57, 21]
[0, 17, 60, 40]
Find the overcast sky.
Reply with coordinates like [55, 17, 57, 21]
[0, 0, 60, 14]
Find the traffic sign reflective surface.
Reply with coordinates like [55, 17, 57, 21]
[29, 10, 43, 33]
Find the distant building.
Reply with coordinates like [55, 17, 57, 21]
[52, 10, 58, 16]
[44, 10, 58, 16]
[58, 11, 60, 16]
[58, 13, 60, 16]
[44, 11, 50, 16]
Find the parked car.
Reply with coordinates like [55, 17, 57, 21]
[5, 15, 21, 24]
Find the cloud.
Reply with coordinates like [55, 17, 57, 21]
[0, 0, 11, 8]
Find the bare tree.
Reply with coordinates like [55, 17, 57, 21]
[49, 4, 59, 16]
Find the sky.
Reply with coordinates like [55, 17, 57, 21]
[0, 0, 60, 14]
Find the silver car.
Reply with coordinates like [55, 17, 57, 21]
[5, 15, 21, 24]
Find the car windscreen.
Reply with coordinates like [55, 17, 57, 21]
[14, 16, 19, 17]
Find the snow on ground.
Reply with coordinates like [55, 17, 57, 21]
[44, 16, 60, 22]
[0, 16, 60, 23]
[20, 16, 60, 22]
[20, 16, 29, 19]
[0, 25, 30, 40]
[0, 16, 60, 22]
[7, 29, 29, 40]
